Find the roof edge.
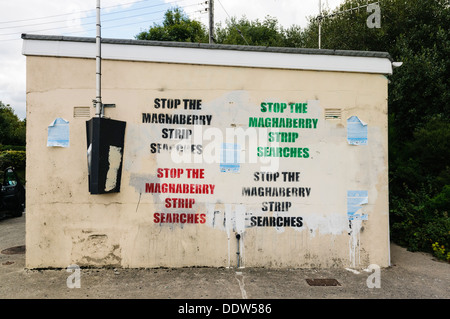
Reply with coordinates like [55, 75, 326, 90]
[21, 33, 393, 61]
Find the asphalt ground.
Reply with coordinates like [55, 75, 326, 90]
[0, 214, 448, 315]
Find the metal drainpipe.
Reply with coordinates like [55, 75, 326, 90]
[95, 0, 103, 118]
[236, 233, 241, 268]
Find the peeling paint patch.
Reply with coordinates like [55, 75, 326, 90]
[71, 233, 122, 267]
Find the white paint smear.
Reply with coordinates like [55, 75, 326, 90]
[345, 268, 361, 274]
[303, 214, 348, 237]
[105, 145, 122, 192]
[235, 205, 246, 234]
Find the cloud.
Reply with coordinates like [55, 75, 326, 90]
[179, 0, 344, 29]
[1, 0, 344, 120]
[0, 0, 142, 119]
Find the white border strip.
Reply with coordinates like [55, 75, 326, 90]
[22, 39, 393, 75]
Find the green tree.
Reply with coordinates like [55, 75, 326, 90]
[135, 7, 208, 43]
[0, 101, 26, 180]
[214, 15, 304, 48]
[0, 101, 26, 147]
[282, 25, 304, 48]
[302, 0, 449, 139]
[135, 8, 303, 48]
[302, 0, 450, 257]
[215, 15, 283, 46]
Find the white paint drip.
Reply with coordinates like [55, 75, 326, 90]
[225, 204, 232, 268]
[235, 205, 246, 268]
[235, 272, 248, 299]
[349, 219, 363, 268]
[224, 204, 246, 268]
[105, 145, 122, 192]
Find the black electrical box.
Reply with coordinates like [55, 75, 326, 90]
[86, 117, 126, 194]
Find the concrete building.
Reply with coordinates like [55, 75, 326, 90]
[22, 34, 394, 269]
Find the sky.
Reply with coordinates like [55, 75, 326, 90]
[0, 0, 344, 120]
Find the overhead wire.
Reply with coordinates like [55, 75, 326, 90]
[0, 8, 168, 35]
[0, 0, 200, 41]
[0, 0, 186, 25]
[67, 6, 203, 35]
[0, 3, 162, 30]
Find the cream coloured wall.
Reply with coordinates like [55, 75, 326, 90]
[25, 53, 389, 269]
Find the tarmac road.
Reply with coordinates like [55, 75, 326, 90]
[0, 214, 448, 303]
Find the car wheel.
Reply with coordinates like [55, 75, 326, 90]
[11, 204, 24, 217]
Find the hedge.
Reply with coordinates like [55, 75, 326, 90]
[0, 150, 26, 170]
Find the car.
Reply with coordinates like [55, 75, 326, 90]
[0, 167, 25, 219]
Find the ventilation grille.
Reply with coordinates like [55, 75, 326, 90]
[73, 107, 90, 118]
[324, 108, 342, 120]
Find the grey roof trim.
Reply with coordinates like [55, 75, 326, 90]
[21, 33, 393, 61]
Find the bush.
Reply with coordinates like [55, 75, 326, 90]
[0, 145, 26, 151]
[432, 242, 450, 262]
[390, 184, 450, 261]
[0, 150, 26, 170]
